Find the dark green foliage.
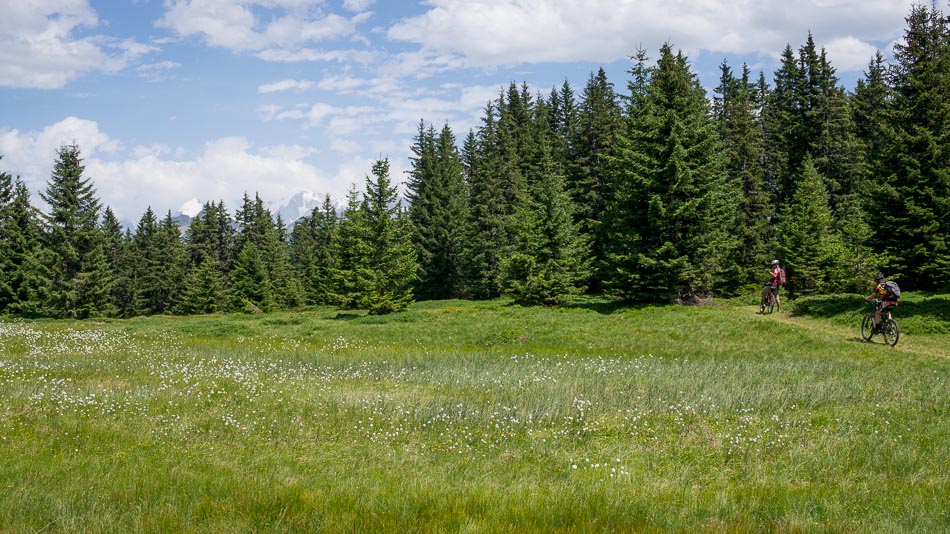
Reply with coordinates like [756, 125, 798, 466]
[181, 201, 233, 314]
[501, 139, 590, 305]
[603, 46, 738, 302]
[100, 207, 132, 316]
[290, 194, 338, 306]
[463, 105, 508, 298]
[129, 207, 163, 315]
[39, 144, 111, 318]
[179, 255, 228, 315]
[336, 160, 417, 314]
[714, 62, 773, 293]
[124, 208, 185, 316]
[231, 240, 271, 313]
[0, 164, 44, 314]
[568, 68, 622, 287]
[333, 185, 370, 310]
[775, 158, 849, 296]
[407, 122, 468, 300]
[874, 5, 950, 290]
[230, 194, 299, 312]
[156, 211, 187, 310]
[359, 159, 418, 314]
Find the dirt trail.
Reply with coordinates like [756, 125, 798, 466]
[747, 305, 950, 360]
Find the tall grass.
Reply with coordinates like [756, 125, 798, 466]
[1, 297, 948, 532]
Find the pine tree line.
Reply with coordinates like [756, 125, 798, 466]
[1, 4, 947, 317]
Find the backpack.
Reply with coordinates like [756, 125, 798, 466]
[777, 268, 786, 286]
[883, 280, 901, 300]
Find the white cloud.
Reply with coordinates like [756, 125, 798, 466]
[387, 0, 917, 72]
[0, 117, 119, 185]
[0, 1, 155, 88]
[256, 47, 376, 64]
[258, 79, 316, 94]
[0, 117, 363, 222]
[157, 1, 365, 55]
[137, 60, 180, 82]
[822, 36, 882, 72]
[343, 0, 375, 12]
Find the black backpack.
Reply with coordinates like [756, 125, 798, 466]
[883, 280, 901, 300]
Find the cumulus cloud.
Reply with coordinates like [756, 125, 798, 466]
[822, 36, 883, 72]
[0, 1, 156, 88]
[0, 117, 364, 222]
[387, 0, 915, 71]
[157, 0, 365, 55]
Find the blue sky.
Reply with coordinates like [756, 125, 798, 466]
[0, 0, 921, 223]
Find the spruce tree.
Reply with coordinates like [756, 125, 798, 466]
[604, 46, 738, 302]
[181, 201, 233, 313]
[501, 139, 590, 305]
[775, 158, 849, 296]
[334, 185, 370, 309]
[40, 144, 111, 318]
[357, 158, 418, 314]
[407, 122, 468, 300]
[0, 162, 16, 311]
[1, 164, 44, 314]
[155, 211, 186, 312]
[569, 68, 622, 289]
[129, 207, 163, 316]
[463, 104, 508, 298]
[231, 240, 271, 313]
[231, 194, 277, 311]
[879, 4, 950, 290]
[269, 214, 304, 310]
[100, 207, 130, 316]
[290, 194, 338, 306]
[714, 62, 773, 292]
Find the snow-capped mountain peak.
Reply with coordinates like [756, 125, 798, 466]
[270, 190, 323, 224]
[177, 197, 203, 218]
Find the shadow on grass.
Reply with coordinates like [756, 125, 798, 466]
[561, 298, 653, 315]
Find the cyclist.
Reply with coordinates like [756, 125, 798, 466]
[865, 273, 898, 331]
[760, 259, 784, 313]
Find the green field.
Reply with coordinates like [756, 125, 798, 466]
[2, 295, 949, 532]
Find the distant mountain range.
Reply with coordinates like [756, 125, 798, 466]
[170, 190, 329, 231]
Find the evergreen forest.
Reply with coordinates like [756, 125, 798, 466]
[1, 5, 948, 318]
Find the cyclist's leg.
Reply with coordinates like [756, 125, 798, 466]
[774, 286, 781, 312]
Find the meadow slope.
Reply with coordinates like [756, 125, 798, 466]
[1, 297, 948, 532]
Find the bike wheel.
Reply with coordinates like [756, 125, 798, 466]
[882, 319, 900, 347]
[861, 315, 875, 341]
[765, 298, 775, 314]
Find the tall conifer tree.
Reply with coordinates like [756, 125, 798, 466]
[604, 46, 738, 302]
[358, 158, 417, 314]
[879, 4, 950, 289]
[569, 68, 622, 288]
[40, 144, 111, 318]
[407, 122, 468, 299]
[714, 62, 773, 292]
[501, 138, 590, 305]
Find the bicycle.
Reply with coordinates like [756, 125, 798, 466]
[759, 282, 777, 314]
[861, 300, 900, 347]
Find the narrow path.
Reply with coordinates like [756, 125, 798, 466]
[746, 305, 950, 360]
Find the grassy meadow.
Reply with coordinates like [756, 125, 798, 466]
[1, 294, 949, 532]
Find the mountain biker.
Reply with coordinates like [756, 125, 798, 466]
[760, 259, 783, 313]
[865, 273, 898, 331]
